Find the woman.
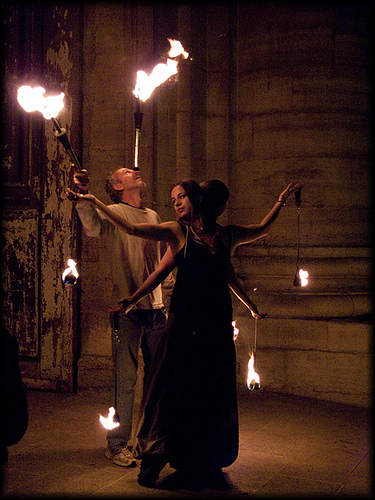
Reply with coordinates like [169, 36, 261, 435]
[68, 179, 301, 490]
[115, 179, 266, 320]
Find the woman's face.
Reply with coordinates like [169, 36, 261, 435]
[171, 185, 194, 220]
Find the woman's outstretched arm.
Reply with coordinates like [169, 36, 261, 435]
[110, 247, 176, 315]
[227, 182, 303, 253]
[67, 189, 181, 246]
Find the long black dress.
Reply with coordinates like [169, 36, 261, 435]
[134, 225, 238, 474]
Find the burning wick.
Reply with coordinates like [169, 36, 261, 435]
[232, 320, 239, 341]
[299, 269, 309, 286]
[133, 38, 189, 102]
[247, 353, 260, 391]
[62, 259, 79, 285]
[99, 312, 122, 430]
[17, 85, 82, 172]
[294, 267, 309, 287]
[247, 318, 260, 391]
[99, 407, 120, 430]
[17, 85, 64, 119]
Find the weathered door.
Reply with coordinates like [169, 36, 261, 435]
[2, 4, 82, 392]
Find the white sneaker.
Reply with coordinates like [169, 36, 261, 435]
[105, 447, 136, 467]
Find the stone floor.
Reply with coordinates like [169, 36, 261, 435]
[2, 387, 371, 498]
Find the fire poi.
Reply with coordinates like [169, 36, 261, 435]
[62, 259, 79, 285]
[232, 320, 261, 390]
[293, 187, 308, 287]
[247, 352, 261, 391]
[99, 407, 120, 430]
[247, 318, 260, 391]
[100, 312, 121, 429]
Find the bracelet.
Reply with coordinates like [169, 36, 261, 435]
[277, 197, 286, 206]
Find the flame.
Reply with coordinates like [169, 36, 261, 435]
[247, 352, 260, 391]
[99, 407, 120, 430]
[133, 39, 189, 102]
[299, 269, 309, 286]
[232, 320, 239, 341]
[62, 259, 79, 284]
[168, 38, 189, 59]
[17, 85, 65, 119]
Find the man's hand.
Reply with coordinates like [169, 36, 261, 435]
[73, 168, 90, 193]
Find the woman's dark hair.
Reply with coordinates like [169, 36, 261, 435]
[171, 179, 203, 217]
[105, 171, 123, 203]
[200, 179, 229, 218]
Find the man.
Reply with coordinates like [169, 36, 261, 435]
[73, 167, 173, 467]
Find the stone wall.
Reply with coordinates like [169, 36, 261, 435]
[229, 3, 371, 406]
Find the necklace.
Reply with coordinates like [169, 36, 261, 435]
[189, 226, 220, 253]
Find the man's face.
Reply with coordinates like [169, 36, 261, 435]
[112, 168, 146, 191]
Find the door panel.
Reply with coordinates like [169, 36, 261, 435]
[2, 4, 82, 392]
[2, 213, 40, 358]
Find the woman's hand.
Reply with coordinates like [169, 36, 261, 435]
[66, 188, 96, 203]
[278, 182, 304, 204]
[251, 310, 267, 320]
[108, 297, 136, 315]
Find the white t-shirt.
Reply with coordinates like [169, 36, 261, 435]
[76, 201, 165, 309]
